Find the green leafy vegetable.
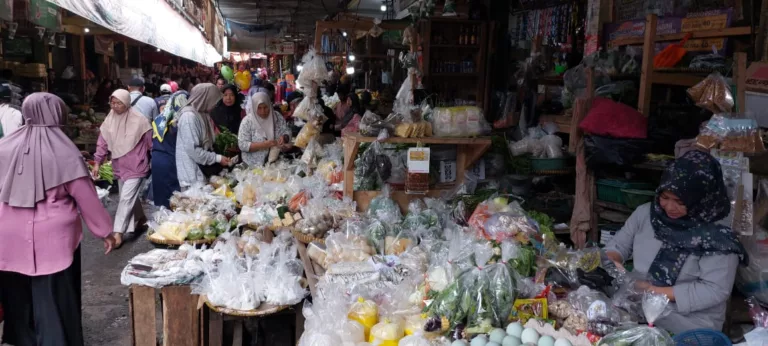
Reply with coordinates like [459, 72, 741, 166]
[214, 127, 239, 154]
[99, 162, 114, 184]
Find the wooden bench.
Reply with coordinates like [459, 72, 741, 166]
[129, 285, 201, 346]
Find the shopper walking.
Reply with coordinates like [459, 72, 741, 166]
[151, 90, 189, 208]
[91, 89, 152, 247]
[0, 93, 117, 346]
[238, 92, 291, 166]
[176, 83, 231, 188]
[128, 78, 159, 123]
[211, 84, 243, 133]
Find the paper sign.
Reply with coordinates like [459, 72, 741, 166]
[407, 148, 430, 174]
[439, 160, 457, 183]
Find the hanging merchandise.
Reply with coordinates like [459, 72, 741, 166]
[442, 0, 457, 16]
[654, 33, 692, 68]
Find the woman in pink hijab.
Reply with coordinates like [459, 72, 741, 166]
[91, 89, 152, 247]
[0, 93, 117, 346]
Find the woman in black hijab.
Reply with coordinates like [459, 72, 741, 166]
[211, 84, 243, 133]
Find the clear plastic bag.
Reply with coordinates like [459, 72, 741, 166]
[483, 242, 518, 327]
[360, 110, 395, 137]
[297, 49, 330, 88]
[296, 123, 320, 149]
[687, 72, 734, 114]
[367, 185, 402, 224]
[597, 292, 673, 346]
[394, 68, 418, 117]
[324, 232, 376, 266]
[430, 106, 490, 138]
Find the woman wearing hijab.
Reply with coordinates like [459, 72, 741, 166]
[605, 150, 746, 334]
[238, 92, 291, 167]
[0, 93, 117, 346]
[91, 89, 153, 247]
[176, 83, 231, 188]
[151, 90, 189, 208]
[211, 84, 244, 133]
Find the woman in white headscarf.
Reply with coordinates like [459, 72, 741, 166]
[176, 83, 231, 188]
[238, 92, 291, 166]
[92, 89, 152, 247]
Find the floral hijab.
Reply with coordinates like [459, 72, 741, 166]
[649, 150, 746, 286]
[152, 90, 189, 142]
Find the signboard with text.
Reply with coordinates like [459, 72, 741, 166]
[28, 0, 61, 31]
[605, 8, 732, 54]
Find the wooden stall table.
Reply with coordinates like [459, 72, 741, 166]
[342, 133, 492, 212]
[129, 284, 201, 346]
[201, 297, 304, 346]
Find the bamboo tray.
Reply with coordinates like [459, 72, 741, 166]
[203, 297, 289, 317]
[146, 234, 215, 246]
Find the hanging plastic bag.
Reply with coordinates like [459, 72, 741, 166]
[483, 242, 518, 327]
[296, 123, 320, 149]
[297, 49, 330, 88]
[687, 72, 734, 114]
[540, 122, 564, 158]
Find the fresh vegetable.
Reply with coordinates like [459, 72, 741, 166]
[528, 210, 554, 236]
[214, 127, 239, 154]
[187, 227, 204, 240]
[98, 162, 114, 184]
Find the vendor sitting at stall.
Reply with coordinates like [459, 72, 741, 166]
[605, 150, 746, 334]
[237, 92, 292, 166]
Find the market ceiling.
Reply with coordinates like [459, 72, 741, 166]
[216, 0, 347, 51]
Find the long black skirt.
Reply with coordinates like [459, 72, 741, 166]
[0, 247, 83, 346]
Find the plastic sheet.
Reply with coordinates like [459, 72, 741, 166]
[597, 292, 673, 346]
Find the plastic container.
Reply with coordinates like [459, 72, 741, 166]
[621, 189, 656, 208]
[596, 179, 653, 205]
[531, 157, 567, 172]
[673, 329, 731, 346]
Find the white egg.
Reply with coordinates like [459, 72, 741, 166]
[487, 343, 501, 346]
[520, 328, 540, 344]
[537, 335, 555, 346]
[452, 341, 469, 346]
[489, 328, 507, 343]
[471, 335, 488, 346]
[553, 339, 572, 346]
[506, 322, 524, 338]
[502, 335, 522, 346]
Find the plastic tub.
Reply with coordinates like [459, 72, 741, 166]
[673, 329, 731, 346]
[596, 179, 653, 205]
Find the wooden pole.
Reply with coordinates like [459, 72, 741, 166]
[638, 14, 657, 116]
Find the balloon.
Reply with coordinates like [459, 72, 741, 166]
[234, 71, 251, 91]
[221, 66, 234, 81]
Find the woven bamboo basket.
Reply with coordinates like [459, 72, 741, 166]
[203, 298, 289, 317]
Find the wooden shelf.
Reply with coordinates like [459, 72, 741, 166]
[430, 44, 481, 49]
[539, 114, 572, 134]
[429, 72, 480, 77]
[344, 133, 492, 145]
[651, 72, 705, 87]
[596, 200, 633, 214]
[318, 52, 346, 56]
[609, 26, 752, 47]
[342, 133, 492, 213]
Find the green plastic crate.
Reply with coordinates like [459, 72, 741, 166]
[596, 179, 653, 205]
[621, 189, 656, 209]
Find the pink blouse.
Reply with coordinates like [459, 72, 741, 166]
[94, 130, 153, 181]
[0, 177, 113, 276]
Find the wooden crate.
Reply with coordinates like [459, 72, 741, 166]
[129, 285, 201, 346]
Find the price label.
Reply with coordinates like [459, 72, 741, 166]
[439, 160, 457, 183]
[407, 148, 430, 174]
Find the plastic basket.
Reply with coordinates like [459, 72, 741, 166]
[673, 329, 731, 346]
[621, 189, 656, 209]
[596, 179, 654, 205]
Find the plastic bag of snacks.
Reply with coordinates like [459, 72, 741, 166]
[348, 297, 379, 340]
[696, 114, 764, 153]
[686, 72, 734, 114]
[430, 106, 490, 137]
[295, 123, 320, 149]
[597, 292, 673, 346]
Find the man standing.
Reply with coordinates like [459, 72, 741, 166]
[129, 78, 159, 122]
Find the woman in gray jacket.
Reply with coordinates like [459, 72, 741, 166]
[605, 150, 746, 334]
[175, 83, 231, 188]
